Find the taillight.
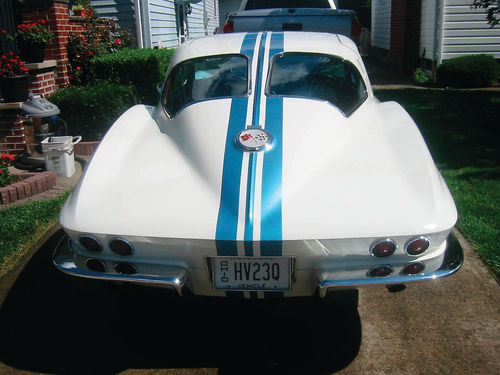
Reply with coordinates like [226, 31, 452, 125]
[79, 235, 103, 252]
[370, 239, 397, 257]
[351, 17, 362, 39]
[402, 262, 425, 275]
[115, 263, 137, 275]
[86, 258, 107, 273]
[222, 21, 234, 33]
[405, 236, 430, 256]
[109, 238, 134, 256]
[368, 265, 393, 277]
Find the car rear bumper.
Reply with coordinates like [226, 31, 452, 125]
[316, 232, 463, 297]
[53, 232, 463, 298]
[53, 236, 188, 296]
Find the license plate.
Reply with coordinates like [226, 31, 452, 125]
[212, 257, 292, 291]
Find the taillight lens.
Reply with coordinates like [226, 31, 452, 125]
[405, 236, 430, 256]
[370, 239, 397, 257]
[79, 235, 103, 252]
[110, 238, 134, 256]
[368, 265, 393, 277]
[402, 262, 425, 275]
[351, 18, 362, 39]
[222, 21, 234, 33]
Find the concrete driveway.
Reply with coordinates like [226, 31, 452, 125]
[0, 228, 498, 375]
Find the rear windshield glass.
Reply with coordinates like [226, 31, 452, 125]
[162, 54, 248, 116]
[267, 53, 368, 116]
[244, 0, 331, 9]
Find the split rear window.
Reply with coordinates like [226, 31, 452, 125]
[162, 54, 248, 116]
[267, 52, 368, 116]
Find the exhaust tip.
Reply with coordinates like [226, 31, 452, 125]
[86, 258, 107, 273]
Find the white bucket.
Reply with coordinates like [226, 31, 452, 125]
[41, 136, 82, 178]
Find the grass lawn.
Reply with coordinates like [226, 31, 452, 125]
[374, 89, 500, 279]
[0, 192, 69, 277]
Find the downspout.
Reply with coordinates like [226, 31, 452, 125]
[134, 0, 143, 48]
[432, 0, 444, 79]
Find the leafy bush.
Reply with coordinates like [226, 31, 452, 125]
[49, 82, 139, 140]
[67, 17, 133, 85]
[437, 54, 500, 88]
[85, 48, 174, 104]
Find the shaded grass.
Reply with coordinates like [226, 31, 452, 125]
[0, 192, 69, 276]
[375, 89, 500, 278]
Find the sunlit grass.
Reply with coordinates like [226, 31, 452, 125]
[375, 89, 500, 279]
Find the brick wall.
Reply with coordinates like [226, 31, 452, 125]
[21, 0, 88, 91]
[0, 108, 25, 155]
[389, 0, 422, 75]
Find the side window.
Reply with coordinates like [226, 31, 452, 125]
[162, 55, 248, 117]
[267, 53, 368, 116]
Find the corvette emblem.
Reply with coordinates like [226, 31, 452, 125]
[235, 127, 273, 152]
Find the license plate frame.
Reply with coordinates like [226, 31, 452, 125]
[211, 257, 293, 292]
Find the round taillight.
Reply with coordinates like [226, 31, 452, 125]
[222, 21, 234, 33]
[405, 236, 430, 256]
[86, 258, 107, 273]
[109, 238, 134, 256]
[402, 262, 425, 275]
[79, 235, 103, 252]
[370, 239, 397, 257]
[115, 263, 137, 275]
[368, 265, 393, 277]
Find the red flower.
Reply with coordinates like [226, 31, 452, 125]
[1, 30, 7, 35]
[76, 66, 82, 71]
[1, 154, 15, 161]
[114, 37, 122, 45]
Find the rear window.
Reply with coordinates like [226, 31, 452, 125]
[267, 53, 368, 116]
[162, 54, 248, 116]
[244, 0, 332, 9]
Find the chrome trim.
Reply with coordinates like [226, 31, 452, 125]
[317, 232, 463, 298]
[79, 234, 103, 252]
[53, 236, 188, 296]
[109, 237, 135, 256]
[405, 235, 431, 256]
[369, 238, 398, 257]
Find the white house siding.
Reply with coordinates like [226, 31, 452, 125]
[148, 0, 178, 48]
[187, 0, 220, 39]
[441, 0, 500, 61]
[371, 0, 391, 50]
[91, 0, 137, 36]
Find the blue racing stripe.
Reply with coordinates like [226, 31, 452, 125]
[261, 32, 284, 254]
[216, 33, 258, 254]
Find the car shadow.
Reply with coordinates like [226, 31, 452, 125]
[0, 230, 361, 375]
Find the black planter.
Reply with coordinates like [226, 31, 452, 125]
[0, 75, 31, 103]
[18, 42, 46, 63]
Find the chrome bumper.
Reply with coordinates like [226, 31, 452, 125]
[317, 232, 464, 298]
[53, 236, 188, 296]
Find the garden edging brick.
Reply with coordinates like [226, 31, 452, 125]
[0, 171, 57, 205]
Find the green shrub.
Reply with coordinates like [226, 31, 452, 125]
[49, 82, 139, 141]
[85, 48, 174, 104]
[437, 54, 500, 88]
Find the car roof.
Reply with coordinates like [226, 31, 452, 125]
[167, 32, 363, 75]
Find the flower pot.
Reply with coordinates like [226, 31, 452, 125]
[18, 42, 46, 63]
[0, 75, 31, 102]
[73, 9, 93, 18]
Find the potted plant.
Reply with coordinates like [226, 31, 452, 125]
[6, 19, 54, 63]
[0, 51, 30, 102]
[72, 0, 94, 18]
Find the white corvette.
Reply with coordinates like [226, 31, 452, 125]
[53, 32, 463, 298]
